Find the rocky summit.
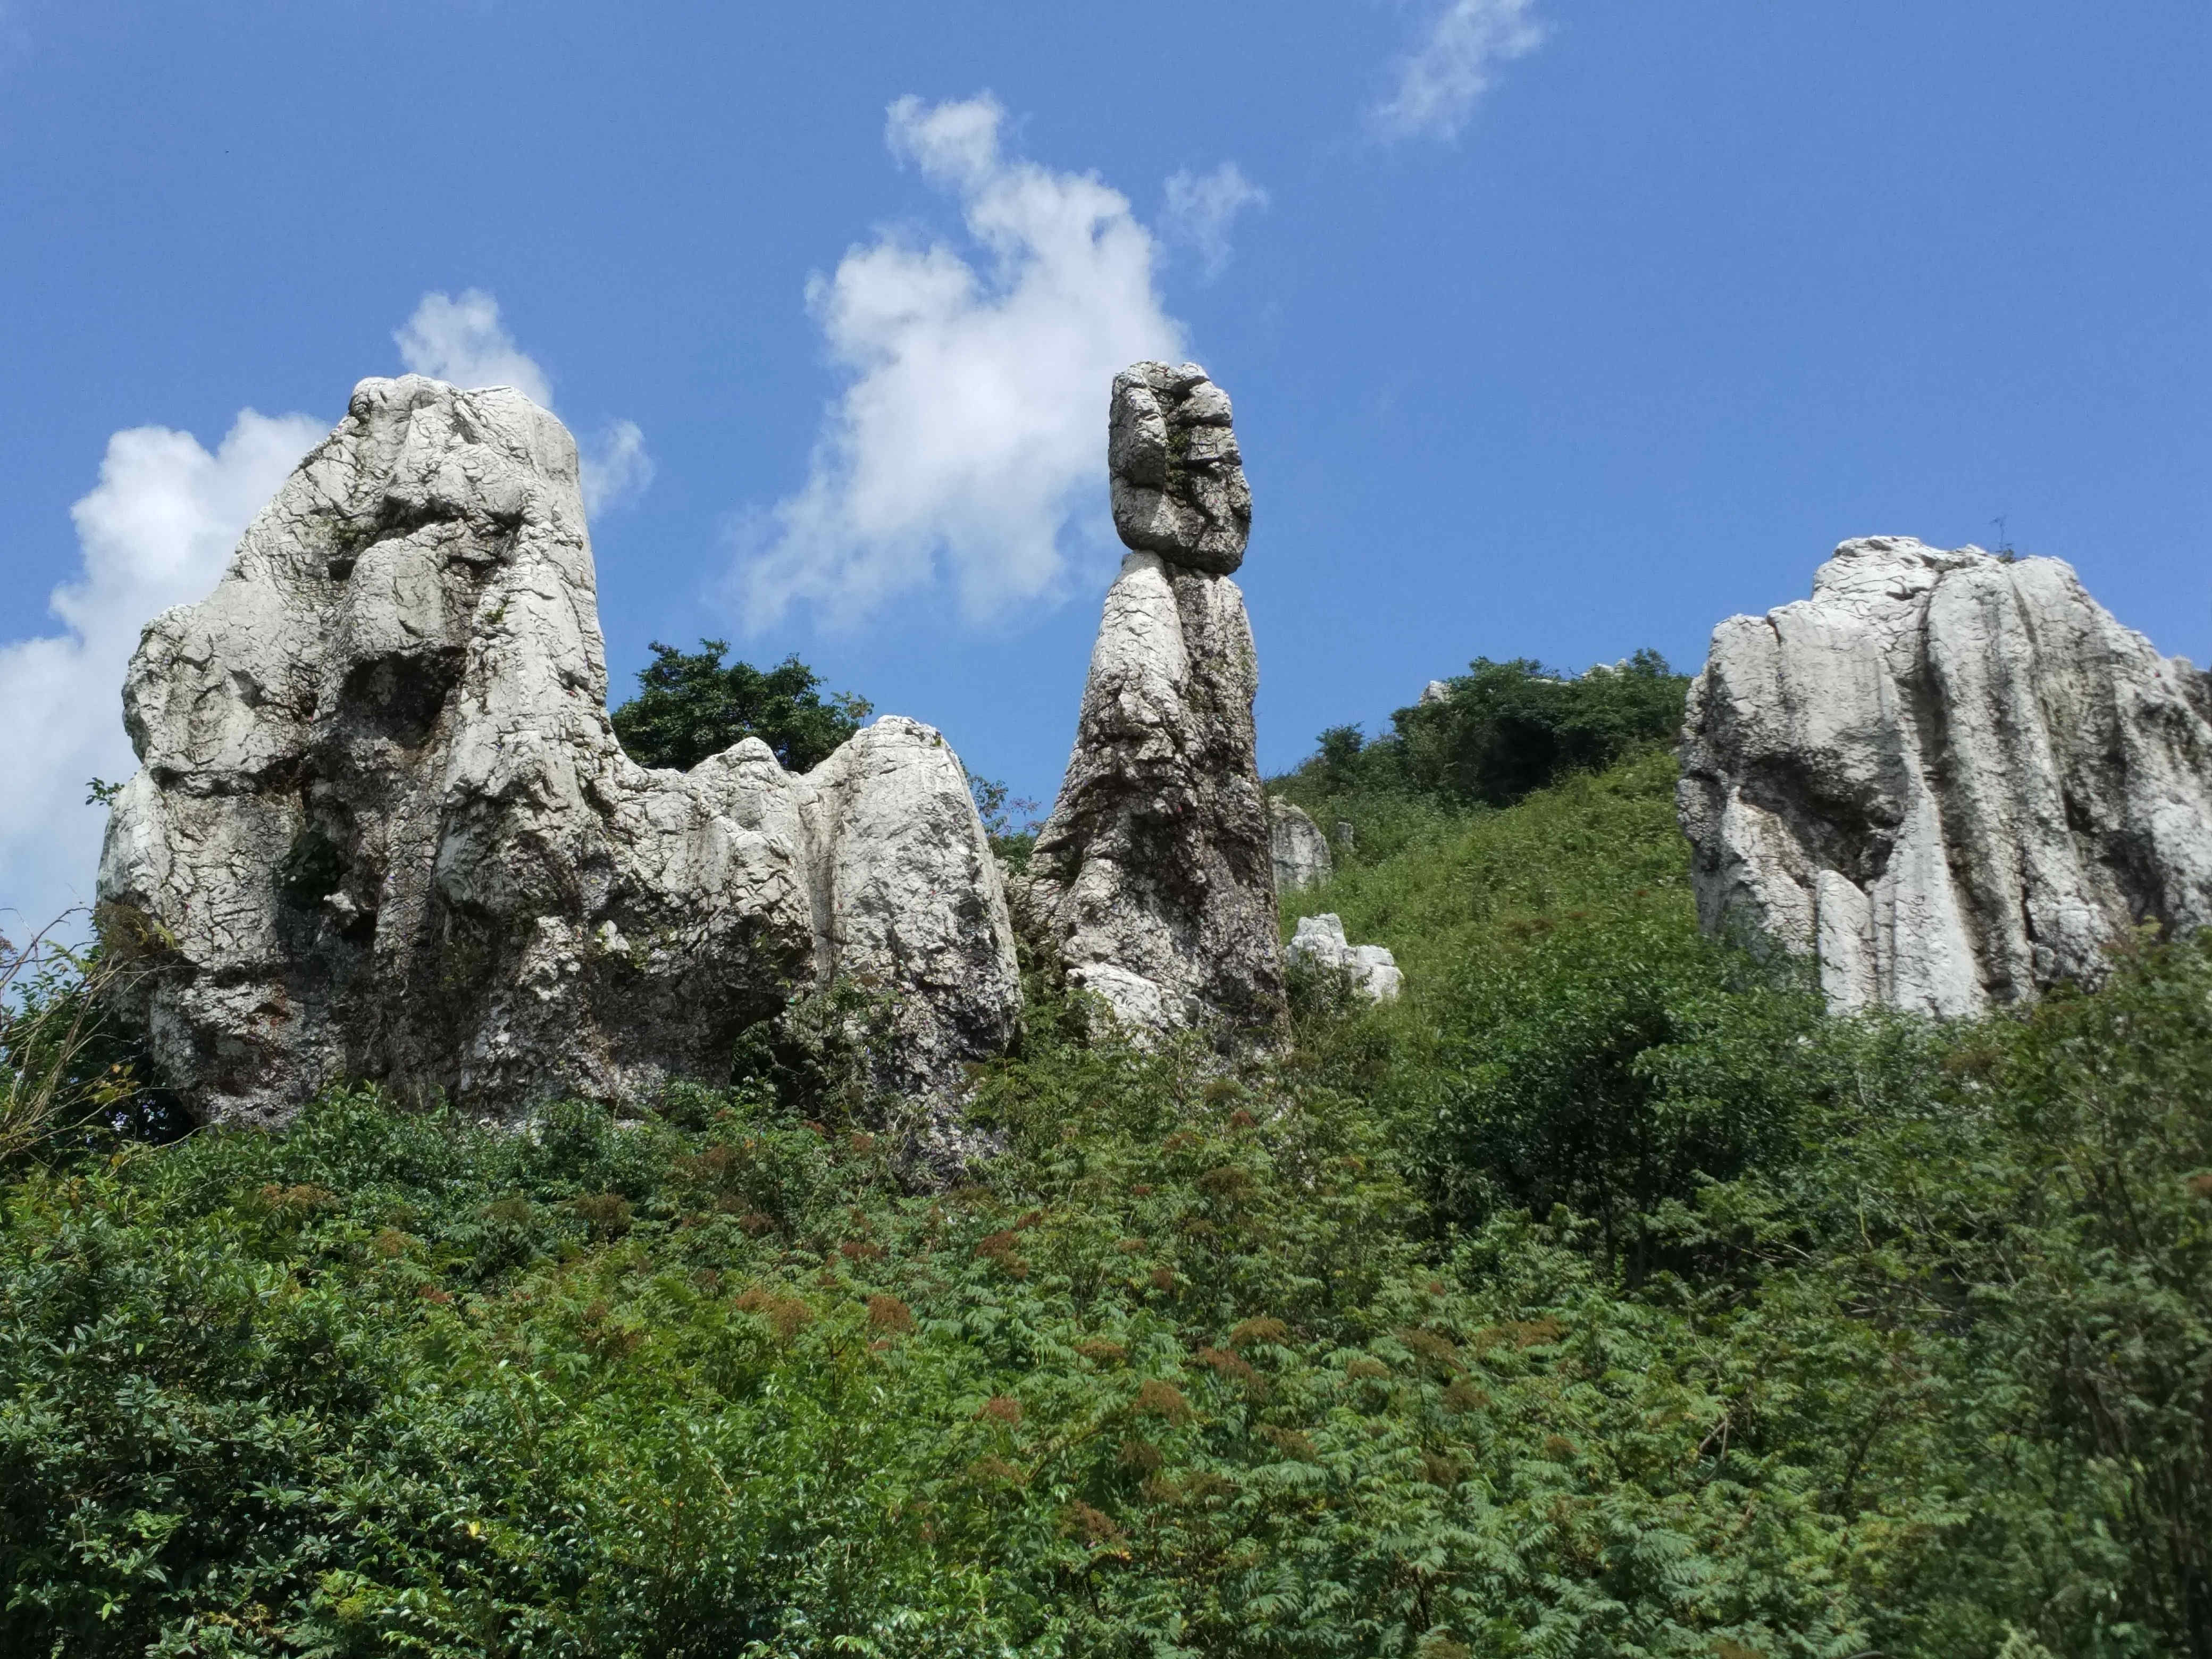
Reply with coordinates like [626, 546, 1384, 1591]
[1025, 362, 1286, 1041]
[1679, 535, 2212, 1015]
[98, 376, 1019, 1128]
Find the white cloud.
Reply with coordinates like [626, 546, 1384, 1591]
[0, 411, 325, 933]
[580, 419, 655, 515]
[735, 93, 1186, 629]
[393, 289, 555, 406]
[1162, 163, 1269, 280]
[1373, 0, 1546, 143]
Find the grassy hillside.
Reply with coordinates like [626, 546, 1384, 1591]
[4, 748, 2209, 1657]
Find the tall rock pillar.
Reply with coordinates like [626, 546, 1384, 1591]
[1025, 363, 1287, 1041]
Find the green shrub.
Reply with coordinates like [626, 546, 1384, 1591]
[1, 918, 173, 1168]
[1279, 651, 1688, 807]
[610, 640, 870, 773]
[5, 747, 2208, 1656]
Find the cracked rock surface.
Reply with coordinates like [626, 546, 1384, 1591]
[1107, 361, 1252, 576]
[1679, 535, 2212, 1015]
[98, 375, 1019, 1126]
[1026, 364, 1285, 1041]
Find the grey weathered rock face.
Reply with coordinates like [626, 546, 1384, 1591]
[1026, 363, 1285, 1041]
[1107, 361, 1252, 576]
[98, 375, 1019, 1126]
[1679, 535, 2212, 1016]
[1270, 798, 1334, 893]
[1285, 913, 1403, 1003]
[1420, 679, 1452, 706]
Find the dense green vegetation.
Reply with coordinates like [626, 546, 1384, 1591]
[5, 715, 2209, 1654]
[1274, 652, 1690, 819]
[609, 642, 872, 773]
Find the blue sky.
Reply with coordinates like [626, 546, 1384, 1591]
[3, 1, 2207, 927]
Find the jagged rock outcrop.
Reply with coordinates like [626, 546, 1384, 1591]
[1285, 914, 1403, 1003]
[1270, 798, 1333, 893]
[1679, 536, 2212, 1015]
[1025, 363, 1286, 1041]
[98, 375, 1019, 1127]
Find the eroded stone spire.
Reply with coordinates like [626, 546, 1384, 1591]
[1107, 360, 1252, 575]
[1023, 363, 1286, 1041]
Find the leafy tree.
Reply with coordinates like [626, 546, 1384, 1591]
[1313, 724, 1367, 793]
[968, 775, 1045, 867]
[1395, 649, 1690, 805]
[1274, 651, 1691, 844]
[610, 640, 871, 773]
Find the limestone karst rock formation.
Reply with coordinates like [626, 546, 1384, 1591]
[1285, 914, 1403, 1003]
[98, 375, 1020, 1127]
[1269, 798, 1334, 893]
[1025, 363, 1287, 1040]
[1679, 535, 2212, 1015]
[1106, 360, 1252, 576]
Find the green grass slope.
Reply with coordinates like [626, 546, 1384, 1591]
[3, 750, 2208, 1657]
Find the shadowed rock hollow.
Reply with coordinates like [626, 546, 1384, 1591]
[1680, 535, 2212, 1015]
[98, 375, 1019, 1127]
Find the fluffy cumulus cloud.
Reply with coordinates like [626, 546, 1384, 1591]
[0, 411, 325, 932]
[579, 418, 655, 515]
[1162, 163, 1269, 280]
[393, 289, 652, 515]
[393, 289, 555, 407]
[735, 93, 1186, 629]
[1373, 0, 1546, 142]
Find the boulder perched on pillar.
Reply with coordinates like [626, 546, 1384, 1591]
[1679, 535, 2212, 1015]
[1025, 363, 1287, 1041]
[98, 375, 1020, 1126]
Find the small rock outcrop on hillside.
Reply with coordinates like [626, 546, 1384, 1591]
[1026, 363, 1287, 1041]
[1269, 798, 1334, 893]
[98, 375, 1020, 1127]
[1285, 914, 1402, 1003]
[1679, 535, 2212, 1015]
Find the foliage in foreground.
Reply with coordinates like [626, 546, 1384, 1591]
[2, 754, 2208, 1656]
[0, 920, 167, 1167]
[609, 640, 872, 774]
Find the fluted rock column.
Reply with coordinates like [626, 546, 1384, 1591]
[1679, 535, 2212, 1015]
